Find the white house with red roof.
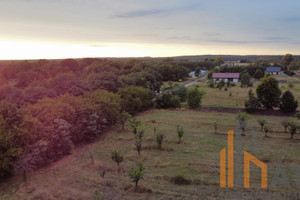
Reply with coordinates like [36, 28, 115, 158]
[212, 73, 240, 83]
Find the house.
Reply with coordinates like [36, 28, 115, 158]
[212, 73, 239, 83]
[266, 67, 281, 75]
[189, 71, 196, 78]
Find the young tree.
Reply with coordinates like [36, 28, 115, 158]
[194, 66, 201, 77]
[207, 71, 213, 80]
[172, 84, 188, 102]
[287, 120, 297, 139]
[213, 120, 218, 133]
[256, 76, 282, 109]
[217, 79, 225, 90]
[215, 56, 224, 66]
[118, 111, 131, 130]
[257, 118, 266, 130]
[134, 130, 144, 156]
[128, 119, 142, 135]
[176, 125, 184, 144]
[187, 88, 205, 109]
[111, 150, 124, 172]
[281, 119, 289, 132]
[253, 69, 264, 79]
[263, 125, 269, 137]
[245, 89, 261, 111]
[280, 91, 298, 113]
[236, 112, 251, 136]
[156, 132, 165, 149]
[129, 162, 145, 188]
[240, 72, 251, 88]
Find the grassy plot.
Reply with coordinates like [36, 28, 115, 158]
[0, 109, 299, 200]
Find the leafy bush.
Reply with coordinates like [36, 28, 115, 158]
[280, 119, 289, 132]
[155, 93, 181, 109]
[176, 125, 184, 144]
[155, 132, 165, 149]
[208, 80, 214, 88]
[263, 125, 269, 137]
[288, 82, 295, 88]
[111, 150, 123, 171]
[245, 89, 261, 111]
[172, 84, 188, 102]
[128, 119, 142, 135]
[287, 120, 298, 139]
[187, 88, 205, 109]
[256, 76, 281, 109]
[129, 162, 145, 188]
[280, 90, 298, 113]
[257, 118, 266, 130]
[217, 80, 225, 90]
[296, 112, 300, 120]
[236, 112, 251, 135]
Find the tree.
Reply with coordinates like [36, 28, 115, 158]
[287, 120, 297, 139]
[194, 66, 201, 77]
[118, 111, 131, 130]
[111, 150, 123, 171]
[240, 72, 251, 88]
[281, 54, 294, 67]
[253, 69, 264, 79]
[134, 130, 144, 156]
[215, 56, 224, 66]
[236, 112, 251, 136]
[207, 71, 213, 80]
[129, 162, 145, 188]
[280, 91, 298, 113]
[256, 76, 282, 109]
[257, 118, 266, 130]
[187, 88, 205, 109]
[156, 132, 165, 149]
[176, 125, 184, 144]
[213, 120, 218, 133]
[281, 119, 289, 132]
[128, 119, 142, 135]
[172, 84, 188, 102]
[263, 125, 269, 137]
[117, 86, 153, 115]
[245, 90, 261, 111]
[217, 80, 225, 90]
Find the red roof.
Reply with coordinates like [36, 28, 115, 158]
[212, 73, 240, 79]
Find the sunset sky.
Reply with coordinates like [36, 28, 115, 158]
[1, 0, 300, 59]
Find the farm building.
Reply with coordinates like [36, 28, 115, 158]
[212, 73, 239, 83]
[266, 67, 281, 75]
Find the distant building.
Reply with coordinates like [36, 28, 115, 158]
[266, 67, 281, 75]
[212, 73, 239, 83]
[189, 71, 196, 78]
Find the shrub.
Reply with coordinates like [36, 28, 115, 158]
[172, 84, 188, 102]
[257, 118, 266, 130]
[213, 120, 219, 133]
[296, 112, 300, 120]
[176, 125, 184, 144]
[171, 175, 191, 185]
[128, 119, 141, 135]
[111, 150, 123, 171]
[155, 93, 181, 109]
[263, 125, 269, 137]
[254, 69, 264, 79]
[229, 91, 232, 96]
[187, 88, 205, 109]
[288, 82, 295, 88]
[280, 90, 298, 113]
[155, 132, 165, 149]
[217, 80, 225, 90]
[208, 80, 214, 88]
[129, 162, 145, 188]
[118, 111, 131, 130]
[240, 72, 251, 88]
[245, 90, 261, 111]
[256, 76, 281, 109]
[287, 120, 298, 139]
[280, 119, 289, 132]
[135, 130, 144, 156]
[236, 112, 251, 135]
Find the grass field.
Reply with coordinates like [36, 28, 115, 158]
[0, 109, 299, 200]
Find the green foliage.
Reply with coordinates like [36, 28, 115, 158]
[217, 80, 225, 90]
[176, 125, 184, 144]
[253, 69, 264, 79]
[155, 93, 181, 109]
[280, 90, 298, 113]
[215, 56, 224, 66]
[257, 118, 267, 130]
[0, 115, 22, 178]
[187, 88, 205, 109]
[256, 76, 282, 109]
[287, 120, 298, 139]
[155, 132, 165, 149]
[296, 112, 300, 120]
[117, 86, 153, 115]
[118, 111, 131, 130]
[288, 82, 295, 88]
[172, 84, 188, 102]
[280, 119, 289, 132]
[128, 119, 142, 135]
[245, 89, 261, 111]
[134, 130, 144, 156]
[128, 162, 145, 187]
[240, 72, 251, 88]
[236, 112, 251, 135]
[263, 125, 269, 137]
[281, 54, 294, 67]
[194, 67, 201, 77]
[208, 79, 214, 88]
[94, 190, 104, 200]
[111, 149, 124, 171]
[207, 71, 213, 80]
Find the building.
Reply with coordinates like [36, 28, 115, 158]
[266, 67, 281, 75]
[212, 73, 239, 83]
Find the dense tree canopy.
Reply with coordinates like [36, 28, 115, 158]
[256, 76, 281, 109]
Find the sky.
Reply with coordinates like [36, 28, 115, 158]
[0, 0, 300, 59]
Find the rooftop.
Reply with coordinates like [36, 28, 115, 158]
[266, 67, 281, 72]
[212, 73, 240, 79]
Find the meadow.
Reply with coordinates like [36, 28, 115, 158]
[0, 109, 299, 200]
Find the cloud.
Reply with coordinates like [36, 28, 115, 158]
[112, 4, 203, 19]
